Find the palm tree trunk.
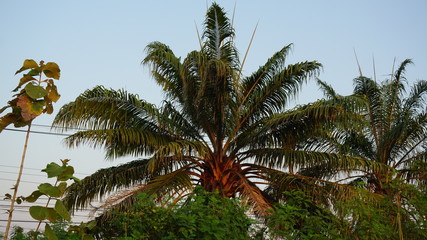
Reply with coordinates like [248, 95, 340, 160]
[396, 193, 404, 240]
[3, 123, 32, 240]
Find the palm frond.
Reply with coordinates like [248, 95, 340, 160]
[203, 2, 237, 64]
[142, 166, 194, 197]
[64, 159, 153, 212]
[53, 85, 158, 132]
[142, 41, 183, 103]
[247, 148, 390, 175]
[262, 169, 355, 206]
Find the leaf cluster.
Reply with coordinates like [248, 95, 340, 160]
[0, 59, 60, 131]
[22, 160, 89, 240]
[92, 188, 252, 240]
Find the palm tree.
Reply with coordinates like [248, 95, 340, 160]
[318, 59, 427, 194]
[317, 59, 427, 239]
[53, 3, 371, 215]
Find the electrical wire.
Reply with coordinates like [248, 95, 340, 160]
[3, 128, 70, 136]
[0, 164, 90, 176]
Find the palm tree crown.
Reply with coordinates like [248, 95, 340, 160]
[53, 3, 351, 215]
[321, 59, 427, 194]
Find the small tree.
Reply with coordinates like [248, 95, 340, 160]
[24, 160, 83, 240]
[1, 60, 60, 240]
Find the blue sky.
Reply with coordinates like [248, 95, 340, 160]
[1, 0, 427, 230]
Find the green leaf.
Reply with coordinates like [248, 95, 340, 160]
[55, 200, 71, 221]
[25, 190, 44, 202]
[26, 69, 40, 76]
[86, 220, 97, 229]
[38, 183, 61, 197]
[15, 59, 38, 74]
[46, 208, 59, 222]
[57, 182, 67, 196]
[42, 162, 66, 178]
[58, 166, 75, 181]
[44, 223, 58, 240]
[83, 235, 95, 240]
[25, 83, 48, 99]
[29, 206, 48, 220]
[43, 62, 61, 80]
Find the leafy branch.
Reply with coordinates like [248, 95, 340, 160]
[1, 59, 60, 240]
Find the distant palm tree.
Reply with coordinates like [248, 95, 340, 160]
[312, 60, 427, 239]
[53, 3, 372, 215]
[316, 60, 427, 194]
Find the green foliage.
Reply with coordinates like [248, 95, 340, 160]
[164, 188, 252, 240]
[0, 59, 60, 131]
[94, 188, 252, 240]
[9, 226, 30, 240]
[68, 221, 96, 240]
[94, 194, 171, 239]
[265, 190, 342, 240]
[6, 222, 81, 240]
[21, 160, 89, 240]
[335, 191, 396, 240]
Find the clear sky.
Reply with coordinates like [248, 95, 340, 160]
[1, 0, 427, 231]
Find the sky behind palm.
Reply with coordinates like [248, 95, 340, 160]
[1, 0, 427, 231]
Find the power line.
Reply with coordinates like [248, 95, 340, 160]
[0, 170, 46, 177]
[0, 164, 42, 171]
[0, 164, 90, 176]
[0, 178, 40, 184]
[3, 128, 70, 137]
[32, 123, 91, 131]
[0, 164, 45, 171]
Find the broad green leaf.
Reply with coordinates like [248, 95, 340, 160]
[15, 59, 38, 74]
[44, 223, 58, 240]
[43, 62, 60, 80]
[38, 183, 61, 197]
[58, 166, 75, 181]
[25, 83, 48, 99]
[57, 182, 67, 196]
[42, 162, 66, 178]
[55, 200, 71, 221]
[71, 176, 81, 183]
[46, 208, 59, 222]
[26, 69, 40, 76]
[25, 190, 44, 202]
[29, 206, 48, 220]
